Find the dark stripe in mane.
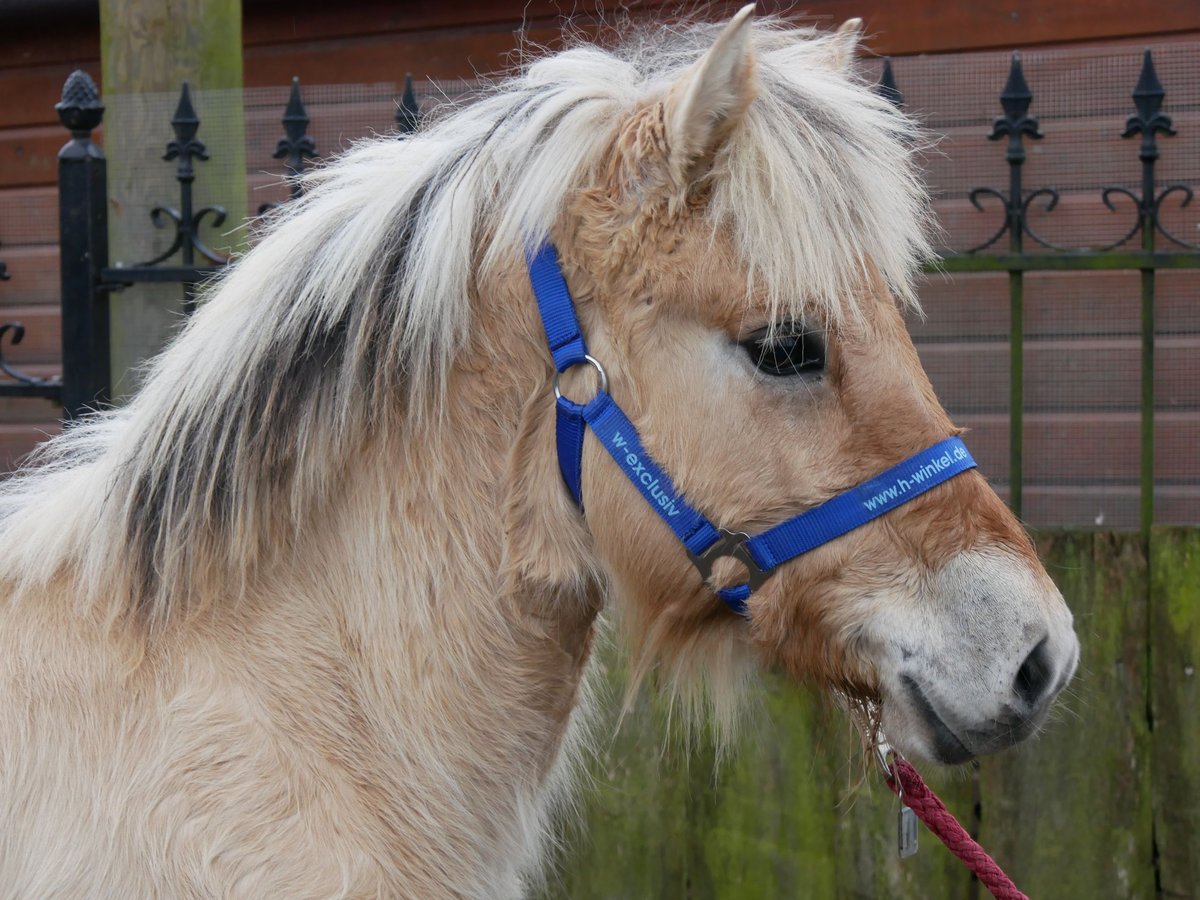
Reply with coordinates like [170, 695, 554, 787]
[122, 164, 466, 618]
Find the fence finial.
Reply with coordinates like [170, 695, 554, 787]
[164, 82, 210, 183]
[1123, 49, 1175, 159]
[56, 70, 105, 158]
[990, 51, 1043, 163]
[877, 57, 903, 108]
[274, 76, 317, 197]
[396, 73, 419, 135]
[57, 69, 104, 130]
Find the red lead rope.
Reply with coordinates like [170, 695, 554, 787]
[885, 756, 1029, 900]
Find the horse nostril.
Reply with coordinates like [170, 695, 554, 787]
[1013, 636, 1053, 709]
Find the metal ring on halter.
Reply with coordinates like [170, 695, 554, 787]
[553, 355, 608, 403]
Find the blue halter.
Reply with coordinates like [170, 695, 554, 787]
[527, 242, 977, 616]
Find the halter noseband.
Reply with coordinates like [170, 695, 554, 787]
[527, 242, 977, 616]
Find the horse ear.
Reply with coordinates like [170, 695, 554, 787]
[827, 18, 863, 71]
[662, 3, 757, 185]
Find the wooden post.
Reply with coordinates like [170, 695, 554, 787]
[99, 0, 245, 401]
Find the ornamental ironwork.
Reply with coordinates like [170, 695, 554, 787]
[877, 49, 1200, 534]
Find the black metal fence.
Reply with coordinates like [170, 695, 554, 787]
[0, 70, 422, 417]
[895, 50, 1200, 534]
[0, 53, 1196, 533]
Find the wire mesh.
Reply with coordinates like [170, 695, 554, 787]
[887, 41, 1199, 529]
[0, 43, 1196, 523]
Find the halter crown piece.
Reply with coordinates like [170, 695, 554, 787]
[526, 243, 978, 616]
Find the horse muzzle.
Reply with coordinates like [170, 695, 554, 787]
[873, 549, 1081, 765]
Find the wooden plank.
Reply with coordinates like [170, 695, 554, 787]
[0, 403, 63, 430]
[909, 270, 1200, 341]
[0, 69, 69, 130]
[0, 187, 59, 246]
[847, 0, 1200, 56]
[243, 0, 615, 48]
[976, 532, 1155, 898]
[0, 245, 60, 306]
[988, 484, 1199, 529]
[954, 411, 1200, 483]
[0, 22, 98, 73]
[917, 335, 1200, 412]
[0, 363, 62, 431]
[1013, 487, 1107, 529]
[0, 125, 64, 189]
[0, 304, 60, 364]
[536, 534, 1198, 896]
[781, 697, 974, 898]
[1153, 488, 1200, 527]
[244, 27, 565, 87]
[696, 682, 974, 899]
[239, 0, 1200, 58]
[247, 17, 1200, 91]
[1, 0, 1197, 121]
[1150, 527, 1200, 897]
[899, 49, 1200, 135]
[0, 419, 61, 471]
[921, 120, 1199, 198]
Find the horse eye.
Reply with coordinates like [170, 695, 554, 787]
[740, 324, 826, 377]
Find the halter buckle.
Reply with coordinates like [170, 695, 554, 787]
[686, 529, 770, 592]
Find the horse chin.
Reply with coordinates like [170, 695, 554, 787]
[875, 656, 1072, 765]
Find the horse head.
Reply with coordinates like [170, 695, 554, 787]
[542, 7, 1078, 763]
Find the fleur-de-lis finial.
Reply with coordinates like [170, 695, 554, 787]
[274, 76, 317, 192]
[139, 80, 227, 274]
[279, 77, 314, 148]
[1123, 49, 1175, 161]
[999, 53, 1033, 120]
[989, 52, 1043, 163]
[164, 82, 209, 181]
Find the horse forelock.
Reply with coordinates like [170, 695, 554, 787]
[0, 17, 930, 636]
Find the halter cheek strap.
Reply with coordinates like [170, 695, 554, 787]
[526, 242, 978, 616]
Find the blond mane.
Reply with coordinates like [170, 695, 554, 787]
[0, 18, 931, 632]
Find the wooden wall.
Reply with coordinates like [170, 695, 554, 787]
[1, 0, 1198, 480]
[538, 528, 1199, 899]
[237, 0, 1200, 85]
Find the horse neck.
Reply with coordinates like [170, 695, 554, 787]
[267, 257, 603, 802]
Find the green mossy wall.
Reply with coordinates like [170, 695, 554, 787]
[541, 529, 1198, 899]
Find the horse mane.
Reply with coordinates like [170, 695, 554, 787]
[0, 17, 931, 631]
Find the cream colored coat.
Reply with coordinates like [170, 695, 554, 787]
[0, 10, 1076, 897]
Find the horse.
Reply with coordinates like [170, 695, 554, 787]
[0, 7, 1078, 897]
